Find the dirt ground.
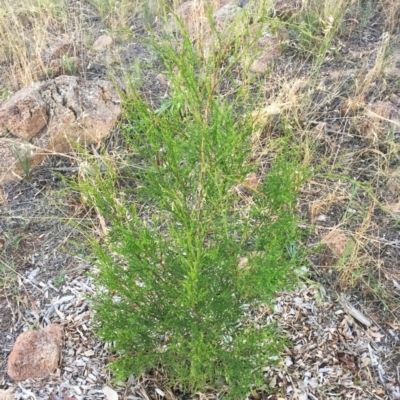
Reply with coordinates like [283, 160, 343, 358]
[1, 0, 400, 398]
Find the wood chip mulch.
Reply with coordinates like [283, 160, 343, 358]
[3, 271, 399, 400]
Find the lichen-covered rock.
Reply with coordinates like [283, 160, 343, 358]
[7, 324, 63, 382]
[0, 75, 121, 183]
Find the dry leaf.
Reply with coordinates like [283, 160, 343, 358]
[367, 330, 385, 341]
[310, 122, 326, 140]
[243, 173, 260, 190]
[386, 201, 400, 213]
[321, 230, 352, 257]
[385, 321, 399, 330]
[102, 386, 118, 400]
[238, 257, 249, 270]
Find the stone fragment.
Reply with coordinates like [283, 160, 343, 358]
[0, 86, 48, 140]
[93, 35, 113, 51]
[213, 2, 240, 31]
[174, 0, 233, 35]
[248, 34, 281, 73]
[0, 388, 15, 400]
[386, 201, 400, 213]
[0, 75, 121, 183]
[7, 324, 63, 382]
[340, 95, 365, 117]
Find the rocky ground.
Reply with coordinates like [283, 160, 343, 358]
[1, 0, 400, 399]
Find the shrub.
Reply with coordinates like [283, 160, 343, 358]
[79, 6, 308, 398]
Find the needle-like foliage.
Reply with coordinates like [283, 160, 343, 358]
[80, 6, 308, 398]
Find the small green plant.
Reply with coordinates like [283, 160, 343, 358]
[78, 5, 309, 398]
[0, 259, 19, 292]
[53, 269, 66, 287]
[0, 262, 6, 288]
[62, 54, 78, 75]
[11, 146, 32, 179]
[0, 87, 10, 100]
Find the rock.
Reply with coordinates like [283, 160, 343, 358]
[93, 35, 113, 51]
[0, 75, 121, 183]
[386, 201, 400, 213]
[242, 24, 282, 73]
[340, 95, 365, 117]
[7, 324, 63, 382]
[173, 0, 244, 57]
[174, 0, 233, 36]
[172, 0, 282, 64]
[389, 93, 400, 106]
[0, 388, 15, 400]
[213, 2, 240, 31]
[0, 86, 48, 140]
[248, 34, 281, 73]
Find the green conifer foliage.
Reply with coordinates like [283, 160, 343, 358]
[80, 11, 308, 398]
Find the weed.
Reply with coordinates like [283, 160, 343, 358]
[53, 269, 66, 287]
[62, 54, 79, 75]
[0, 259, 18, 294]
[0, 87, 10, 100]
[11, 146, 32, 180]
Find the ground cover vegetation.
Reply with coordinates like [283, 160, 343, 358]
[1, 0, 400, 398]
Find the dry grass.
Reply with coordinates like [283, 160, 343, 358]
[239, 0, 400, 315]
[0, 0, 77, 88]
[87, 0, 148, 29]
